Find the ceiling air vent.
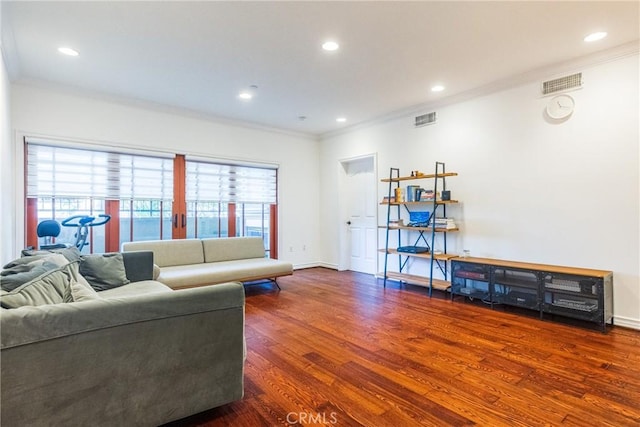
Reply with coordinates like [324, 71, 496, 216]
[542, 72, 582, 95]
[415, 112, 436, 127]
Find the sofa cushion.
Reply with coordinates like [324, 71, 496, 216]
[70, 279, 101, 302]
[98, 280, 172, 298]
[202, 237, 265, 263]
[80, 253, 130, 291]
[1, 263, 75, 308]
[158, 258, 293, 289]
[1, 254, 69, 292]
[122, 239, 204, 267]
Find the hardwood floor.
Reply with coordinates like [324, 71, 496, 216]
[166, 268, 640, 426]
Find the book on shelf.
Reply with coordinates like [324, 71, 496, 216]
[419, 190, 435, 201]
[433, 217, 457, 229]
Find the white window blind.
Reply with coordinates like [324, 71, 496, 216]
[186, 161, 277, 204]
[26, 143, 174, 201]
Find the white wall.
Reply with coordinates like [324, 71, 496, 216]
[1, 34, 15, 265]
[320, 53, 640, 328]
[10, 84, 321, 268]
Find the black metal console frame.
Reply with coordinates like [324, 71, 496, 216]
[451, 258, 613, 333]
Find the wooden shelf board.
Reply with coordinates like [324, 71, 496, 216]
[381, 172, 458, 182]
[453, 257, 613, 278]
[380, 200, 459, 206]
[380, 272, 451, 290]
[381, 225, 459, 232]
[379, 248, 458, 261]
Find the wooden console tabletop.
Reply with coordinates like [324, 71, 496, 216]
[455, 257, 613, 278]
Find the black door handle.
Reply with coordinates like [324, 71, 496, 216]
[181, 214, 186, 228]
[173, 214, 178, 228]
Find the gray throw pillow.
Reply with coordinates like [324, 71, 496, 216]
[0, 262, 75, 308]
[80, 253, 130, 291]
[1, 254, 69, 292]
[21, 247, 82, 263]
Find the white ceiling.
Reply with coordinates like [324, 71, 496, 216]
[2, 1, 639, 136]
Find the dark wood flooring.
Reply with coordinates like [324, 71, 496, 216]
[166, 267, 640, 426]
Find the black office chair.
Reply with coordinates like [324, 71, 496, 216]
[36, 220, 69, 250]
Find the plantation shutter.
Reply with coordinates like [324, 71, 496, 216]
[26, 141, 174, 201]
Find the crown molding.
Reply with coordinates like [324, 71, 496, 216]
[12, 78, 319, 142]
[320, 40, 640, 140]
[0, 16, 21, 80]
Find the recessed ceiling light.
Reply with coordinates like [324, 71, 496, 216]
[336, 117, 347, 123]
[584, 32, 607, 42]
[58, 47, 79, 56]
[431, 85, 445, 92]
[322, 41, 340, 51]
[238, 85, 258, 100]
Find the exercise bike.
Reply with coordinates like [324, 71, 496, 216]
[37, 214, 111, 251]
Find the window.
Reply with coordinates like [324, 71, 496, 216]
[185, 159, 277, 254]
[236, 203, 271, 257]
[26, 141, 173, 252]
[186, 202, 228, 239]
[119, 199, 173, 244]
[24, 139, 280, 258]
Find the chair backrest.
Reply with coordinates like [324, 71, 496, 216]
[35, 219, 70, 250]
[36, 220, 61, 239]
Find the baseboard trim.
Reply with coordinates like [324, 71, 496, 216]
[613, 316, 640, 331]
[317, 262, 339, 270]
[293, 262, 339, 270]
[292, 262, 338, 270]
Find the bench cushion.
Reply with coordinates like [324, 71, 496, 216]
[202, 237, 265, 263]
[122, 239, 204, 267]
[158, 258, 293, 289]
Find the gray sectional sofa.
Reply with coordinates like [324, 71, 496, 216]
[1, 250, 245, 426]
[122, 236, 293, 289]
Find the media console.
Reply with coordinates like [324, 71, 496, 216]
[451, 257, 613, 333]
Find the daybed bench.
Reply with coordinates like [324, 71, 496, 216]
[122, 236, 293, 289]
[1, 249, 245, 426]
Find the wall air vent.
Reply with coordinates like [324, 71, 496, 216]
[415, 112, 437, 127]
[542, 73, 582, 95]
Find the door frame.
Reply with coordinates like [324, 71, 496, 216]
[337, 153, 378, 272]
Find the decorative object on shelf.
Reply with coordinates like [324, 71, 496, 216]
[394, 187, 404, 203]
[546, 94, 575, 119]
[407, 211, 430, 227]
[441, 190, 451, 201]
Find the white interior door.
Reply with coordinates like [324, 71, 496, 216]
[341, 157, 377, 274]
